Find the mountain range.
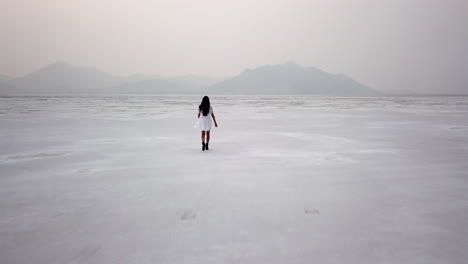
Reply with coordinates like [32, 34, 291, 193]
[0, 61, 380, 96]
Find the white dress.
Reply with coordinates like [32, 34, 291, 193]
[198, 106, 213, 131]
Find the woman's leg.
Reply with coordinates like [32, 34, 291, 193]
[205, 131, 211, 150]
[201, 131, 206, 151]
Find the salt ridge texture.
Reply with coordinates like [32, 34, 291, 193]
[1, 95, 468, 264]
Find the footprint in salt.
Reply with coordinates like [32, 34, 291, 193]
[180, 210, 197, 221]
[304, 208, 320, 215]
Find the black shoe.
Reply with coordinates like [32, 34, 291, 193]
[206, 143, 209, 150]
[202, 142, 205, 151]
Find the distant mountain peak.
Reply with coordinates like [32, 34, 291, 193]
[0, 61, 217, 94]
[240, 62, 307, 76]
[284, 61, 301, 67]
[209, 62, 380, 95]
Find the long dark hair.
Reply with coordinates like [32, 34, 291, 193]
[199, 96, 210, 116]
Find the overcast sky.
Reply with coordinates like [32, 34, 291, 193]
[1, 0, 467, 94]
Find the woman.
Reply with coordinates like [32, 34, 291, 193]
[197, 96, 218, 151]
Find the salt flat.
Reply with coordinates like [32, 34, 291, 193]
[1, 95, 468, 264]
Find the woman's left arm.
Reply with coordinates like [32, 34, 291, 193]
[211, 113, 218, 127]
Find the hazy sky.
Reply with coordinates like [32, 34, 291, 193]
[1, 0, 467, 94]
